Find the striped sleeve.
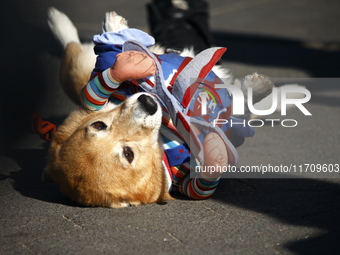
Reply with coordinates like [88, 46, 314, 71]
[179, 172, 221, 199]
[81, 68, 121, 111]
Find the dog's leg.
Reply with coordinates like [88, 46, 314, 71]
[59, 42, 95, 105]
[48, 8, 131, 105]
[234, 73, 274, 119]
[234, 73, 274, 104]
[48, 7, 81, 48]
[102, 11, 129, 32]
[48, 7, 96, 105]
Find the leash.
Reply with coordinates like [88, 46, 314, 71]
[31, 113, 57, 142]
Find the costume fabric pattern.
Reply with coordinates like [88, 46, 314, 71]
[81, 28, 254, 199]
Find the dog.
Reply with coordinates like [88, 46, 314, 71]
[43, 7, 290, 207]
[43, 9, 177, 207]
[42, 91, 172, 207]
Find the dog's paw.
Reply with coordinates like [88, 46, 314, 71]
[234, 72, 274, 104]
[102, 11, 129, 33]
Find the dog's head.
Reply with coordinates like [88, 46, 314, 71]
[43, 93, 172, 207]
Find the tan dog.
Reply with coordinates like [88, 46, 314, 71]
[43, 8, 173, 207]
[44, 8, 288, 207]
[43, 92, 173, 207]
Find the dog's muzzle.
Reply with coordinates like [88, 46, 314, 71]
[137, 94, 158, 115]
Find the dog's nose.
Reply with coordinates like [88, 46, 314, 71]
[137, 94, 158, 115]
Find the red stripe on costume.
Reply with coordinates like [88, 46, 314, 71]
[171, 165, 188, 180]
[161, 116, 185, 141]
[98, 73, 116, 92]
[129, 78, 154, 88]
[196, 180, 217, 191]
[177, 112, 191, 133]
[83, 87, 106, 106]
[90, 72, 100, 80]
[177, 112, 204, 153]
[162, 152, 172, 181]
[182, 82, 200, 108]
[181, 80, 223, 112]
[198, 48, 226, 78]
[169, 57, 192, 85]
[145, 78, 154, 87]
[187, 181, 202, 200]
[111, 93, 127, 101]
[130, 79, 139, 86]
[181, 48, 226, 108]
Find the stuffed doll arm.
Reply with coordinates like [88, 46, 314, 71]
[81, 28, 156, 110]
[110, 51, 156, 82]
[81, 51, 156, 111]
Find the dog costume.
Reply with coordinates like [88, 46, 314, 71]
[81, 28, 254, 199]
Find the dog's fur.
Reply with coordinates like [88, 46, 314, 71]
[44, 9, 174, 207]
[43, 92, 172, 207]
[44, 8, 301, 208]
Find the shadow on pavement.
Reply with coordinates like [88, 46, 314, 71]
[213, 178, 340, 254]
[213, 31, 340, 78]
[6, 149, 340, 254]
[0, 7, 62, 155]
[1, 2, 339, 254]
[6, 149, 78, 207]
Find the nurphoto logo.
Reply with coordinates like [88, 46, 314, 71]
[199, 82, 312, 128]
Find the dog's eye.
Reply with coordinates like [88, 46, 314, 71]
[91, 121, 107, 130]
[123, 146, 134, 163]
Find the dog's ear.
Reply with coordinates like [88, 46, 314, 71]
[42, 167, 55, 183]
[43, 137, 63, 184]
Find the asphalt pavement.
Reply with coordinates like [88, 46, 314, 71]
[1, 0, 340, 254]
